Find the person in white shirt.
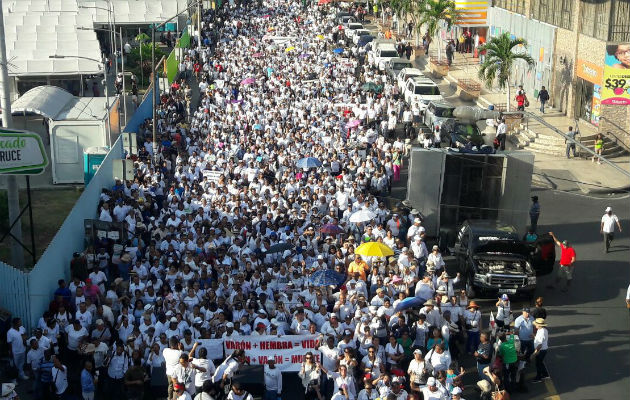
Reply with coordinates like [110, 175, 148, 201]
[426, 343, 451, 373]
[263, 359, 283, 399]
[99, 202, 113, 222]
[426, 246, 445, 274]
[600, 206, 622, 253]
[421, 377, 443, 400]
[626, 283, 630, 309]
[6, 318, 28, 380]
[163, 338, 183, 399]
[191, 348, 214, 394]
[52, 355, 69, 397]
[26, 339, 44, 391]
[318, 363, 356, 400]
[226, 382, 253, 400]
[357, 382, 379, 400]
[532, 318, 549, 382]
[174, 382, 193, 400]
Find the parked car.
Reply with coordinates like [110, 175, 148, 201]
[397, 67, 424, 91]
[352, 29, 371, 44]
[357, 34, 375, 47]
[369, 44, 399, 71]
[440, 120, 484, 148]
[423, 100, 456, 131]
[403, 77, 442, 110]
[454, 220, 555, 298]
[384, 57, 413, 79]
[345, 22, 364, 40]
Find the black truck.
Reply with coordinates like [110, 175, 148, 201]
[454, 220, 556, 299]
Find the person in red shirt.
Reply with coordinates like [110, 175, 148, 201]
[547, 232, 576, 292]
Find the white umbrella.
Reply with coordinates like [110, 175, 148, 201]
[349, 209, 376, 223]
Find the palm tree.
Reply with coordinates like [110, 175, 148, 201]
[417, 0, 458, 61]
[477, 32, 535, 112]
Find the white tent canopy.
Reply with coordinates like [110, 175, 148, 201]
[11, 85, 110, 120]
[2, 0, 191, 77]
[11, 86, 76, 119]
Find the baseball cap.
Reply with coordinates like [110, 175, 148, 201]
[427, 377, 436, 386]
[605, 206, 612, 212]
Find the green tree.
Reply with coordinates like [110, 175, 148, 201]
[477, 32, 535, 112]
[417, 0, 458, 61]
[126, 43, 166, 88]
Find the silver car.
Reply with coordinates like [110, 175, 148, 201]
[423, 100, 456, 131]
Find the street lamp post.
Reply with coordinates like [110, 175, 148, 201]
[78, 27, 127, 125]
[49, 55, 112, 146]
[150, 4, 196, 161]
[79, 3, 116, 75]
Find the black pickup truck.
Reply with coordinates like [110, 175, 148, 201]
[453, 220, 556, 299]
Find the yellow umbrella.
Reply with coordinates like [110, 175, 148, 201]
[354, 242, 394, 257]
[285, 46, 295, 52]
[317, 34, 324, 40]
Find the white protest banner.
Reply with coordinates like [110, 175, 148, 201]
[202, 169, 224, 183]
[223, 334, 321, 371]
[197, 339, 225, 360]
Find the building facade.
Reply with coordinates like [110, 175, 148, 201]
[489, 0, 630, 145]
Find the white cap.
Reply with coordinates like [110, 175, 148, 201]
[427, 377, 436, 386]
[452, 387, 463, 395]
[414, 218, 421, 224]
[170, 317, 178, 323]
[605, 206, 612, 212]
[317, 255, 324, 260]
[226, 322, 234, 328]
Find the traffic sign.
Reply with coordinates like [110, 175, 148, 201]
[0, 129, 49, 175]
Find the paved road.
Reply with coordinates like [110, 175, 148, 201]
[525, 189, 630, 398]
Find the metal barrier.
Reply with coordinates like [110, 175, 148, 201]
[524, 111, 630, 179]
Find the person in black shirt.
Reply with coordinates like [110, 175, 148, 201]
[531, 297, 547, 320]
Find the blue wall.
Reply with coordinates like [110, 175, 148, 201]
[123, 87, 154, 134]
[0, 67, 158, 329]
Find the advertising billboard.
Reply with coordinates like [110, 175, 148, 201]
[602, 43, 630, 105]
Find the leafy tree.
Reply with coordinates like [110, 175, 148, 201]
[417, 0, 458, 61]
[477, 32, 535, 111]
[126, 43, 166, 87]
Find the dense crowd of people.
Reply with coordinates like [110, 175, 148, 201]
[4, 1, 552, 400]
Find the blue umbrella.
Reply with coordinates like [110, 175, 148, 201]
[394, 297, 426, 312]
[309, 269, 345, 287]
[296, 157, 322, 168]
[333, 48, 344, 54]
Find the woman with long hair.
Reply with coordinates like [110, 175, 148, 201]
[298, 352, 323, 400]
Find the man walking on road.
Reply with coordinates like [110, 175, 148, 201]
[529, 196, 540, 232]
[531, 318, 549, 383]
[547, 232, 576, 292]
[601, 206, 622, 253]
[566, 126, 577, 158]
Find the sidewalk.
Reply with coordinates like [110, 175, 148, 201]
[368, 19, 630, 194]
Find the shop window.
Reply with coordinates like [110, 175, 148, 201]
[580, 0, 611, 40]
[532, 0, 574, 30]
[493, 0, 525, 15]
[610, 0, 630, 42]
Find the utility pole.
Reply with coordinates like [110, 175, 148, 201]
[197, 0, 202, 52]
[0, 0, 24, 268]
[151, 25, 157, 160]
[120, 27, 127, 125]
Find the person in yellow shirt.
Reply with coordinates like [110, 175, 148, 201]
[348, 255, 369, 281]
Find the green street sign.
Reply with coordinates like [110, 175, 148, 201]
[0, 129, 49, 175]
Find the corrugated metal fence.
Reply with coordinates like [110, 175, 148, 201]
[0, 137, 124, 330]
[0, 261, 31, 325]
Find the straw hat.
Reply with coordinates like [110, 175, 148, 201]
[534, 318, 547, 326]
[467, 301, 480, 309]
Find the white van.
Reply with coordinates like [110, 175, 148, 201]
[403, 77, 443, 110]
[370, 44, 399, 71]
